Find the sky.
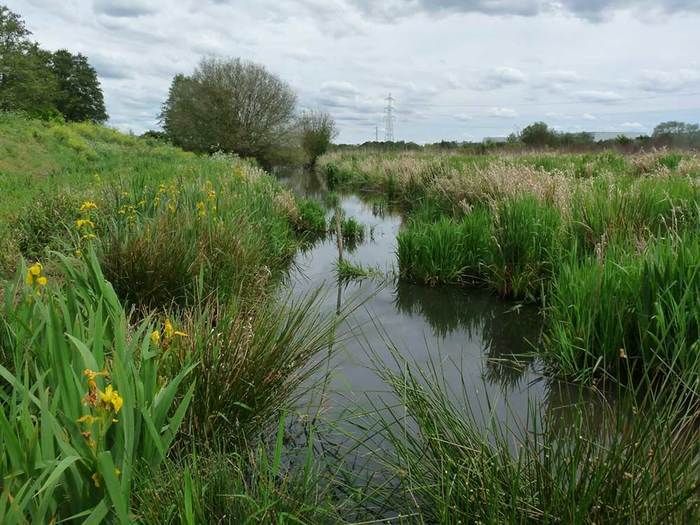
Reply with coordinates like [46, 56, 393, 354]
[8, 0, 700, 143]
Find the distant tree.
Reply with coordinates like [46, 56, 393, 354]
[298, 110, 337, 165]
[520, 122, 557, 148]
[0, 5, 58, 117]
[50, 50, 107, 122]
[160, 57, 298, 167]
[653, 121, 700, 137]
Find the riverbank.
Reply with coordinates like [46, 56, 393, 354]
[1, 116, 697, 522]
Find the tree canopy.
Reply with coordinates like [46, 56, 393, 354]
[160, 58, 298, 167]
[298, 110, 337, 165]
[0, 5, 107, 122]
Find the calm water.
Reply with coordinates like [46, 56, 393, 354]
[277, 168, 601, 434]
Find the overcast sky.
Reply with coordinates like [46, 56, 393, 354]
[8, 0, 700, 142]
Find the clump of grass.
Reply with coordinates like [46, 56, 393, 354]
[489, 195, 562, 301]
[296, 198, 328, 236]
[98, 177, 298, 310]
[339, 216, 365, 245]
[545, 233, 700, 381]
[397, 208, 492, 286]
[367, 346, 700, 523]
[335, 259, 381, 282]
[162, 289, 343, 448]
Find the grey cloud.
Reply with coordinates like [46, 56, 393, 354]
[639, 69, 700, 93]
[93, 1, 156, 18]
[477, 66, 526, 90]
[350, 0, 700, 21]
[574, 90, 623, 103]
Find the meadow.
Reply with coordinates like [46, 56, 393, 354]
[1, 114, 698, 523]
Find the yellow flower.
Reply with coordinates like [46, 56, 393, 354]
[75, 218, 95, 229]
[25, 262, 45, 287]
[164, 319, 174, 339]
[196, 201, 206, 217]
[150, 330, 161, 345]
[100, 385, 123, 413]
[82, 233, 97, 241]
[29, 262, 42, 276]
[80, 201, 98, 213]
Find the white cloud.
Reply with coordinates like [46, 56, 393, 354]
[619, 121, 645, 130]
[574, 90, 624, 103]
[477, 66, 526, 90]
[487, 107, 518, 118]
[639, 68, 700, 93]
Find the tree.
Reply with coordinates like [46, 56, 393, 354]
[653, 121, 700, 137]
[160, 57, 298, 167]
[298, 110, 337, 165]
[0, 5, 58, 117]
[50, 50, 107, 123]
[520, 122, 557, 148]
[1, 6, 107, 122]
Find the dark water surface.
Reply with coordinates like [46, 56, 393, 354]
[277, 169, 598, 436]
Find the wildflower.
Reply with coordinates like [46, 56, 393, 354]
[150, 330, 161, 345]
[75, 218, 95, 229]
[25, 262, 48, 289]
[196, 201, 206, 217]
[79, 201, 98, 213]
[82, 233, 97, 241]
[100, 385, 123, 413]
[164, 319, 188, 340]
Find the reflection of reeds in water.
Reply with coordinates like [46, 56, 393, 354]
[393, 283, 541, 389]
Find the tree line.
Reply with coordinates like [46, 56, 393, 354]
[0, 5, 107, 123]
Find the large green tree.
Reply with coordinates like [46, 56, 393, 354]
[0, 5, 57, 117]
[298, 110, 337, 166]
[160, 57, 298, 167]
[50, 49, 107, 123]
[0, 5, 107, 122]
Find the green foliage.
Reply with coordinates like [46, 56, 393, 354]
[370, 348, 700, 523]
[164, 290, 342, 447]
[299, 110, 337, 166]
[545, 235, 700, 381]
[0, 252, 194, 522]
[161, 58, 298, 168]
[398, 208, 492, 286]
[489, 196, 562, 300]
[50, 49, 107, 123]
[0, 6, 106, 122]
[296, 199, 327, 235]
[339, 216, 365, 246]
[335, 259, 380, 282]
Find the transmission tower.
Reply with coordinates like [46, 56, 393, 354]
[384, 93, 395, 142]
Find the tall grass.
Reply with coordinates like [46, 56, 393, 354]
[0, 252, 193, 523]
[545, 234, 700, 382]
[365, 346, 700, 523]
[162, 289, 344, 448]
[397, 208, 492, 286]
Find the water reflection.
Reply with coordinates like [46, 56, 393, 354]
[276, 169, 607, 432]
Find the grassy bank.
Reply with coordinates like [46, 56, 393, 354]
[0, 114, 347, 522]
[319, 149, 700, 381]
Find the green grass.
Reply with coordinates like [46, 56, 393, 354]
[366, 346, 700, 523]
[335, 259, 381, 282]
